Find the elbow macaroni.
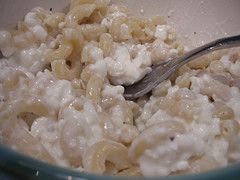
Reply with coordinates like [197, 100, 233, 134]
[46, 40, 73, 62]
[83, 140, 131, 173]
[0, 0, 240, 177]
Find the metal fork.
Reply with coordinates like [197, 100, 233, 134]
[123, 35, 240, 100]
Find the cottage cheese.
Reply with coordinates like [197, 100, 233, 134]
[0, 1, 240, 178]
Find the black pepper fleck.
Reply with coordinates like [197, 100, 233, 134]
[50, 8, 53, 11]
[170, 136, 175, 141]
[0, 98, 6, 102]
[66, 60, 71, 67]
[209, 96, 214, 102]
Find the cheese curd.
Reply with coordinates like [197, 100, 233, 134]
[0, 0, 240, 177]
[106, 44, 152, 85]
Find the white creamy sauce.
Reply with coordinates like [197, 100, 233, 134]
[102, 84, 124, 99]
[155, 25, 171, 40]
[33, 71, 75, 111]
[107, 44, 152, 85]
[0, 30, 16, 57]
[24, 12, 42, 27]
[32, 25, 48, 42]
[139, 134, 203, 176]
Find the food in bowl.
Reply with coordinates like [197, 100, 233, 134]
[0, 0, 240, 177]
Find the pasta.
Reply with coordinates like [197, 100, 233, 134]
[82, 140, 131, 173]
[78, 24, 107, 41]
[86, 74, 104, 103]
[51, 59, 81, 80]
[129, 121, 186, 162]
[44, 13, 65, 29]
[0, 118, 56, 164]
[46, 40, 73, 62]
[0, 0, 240, 177]
[99, 33, 114, 57]
[0, 97, 55, 119]
[66, 4, 97, 26]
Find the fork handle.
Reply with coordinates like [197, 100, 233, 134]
[171, 34, 240, 69]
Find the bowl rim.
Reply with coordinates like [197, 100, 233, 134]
[0, 144, 240, 180]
